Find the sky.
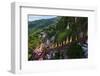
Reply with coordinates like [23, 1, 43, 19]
[28, 15, 57, 21]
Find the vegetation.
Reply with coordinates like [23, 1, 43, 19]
[28, 16, 88, 60]
[67, 43, 84, 58]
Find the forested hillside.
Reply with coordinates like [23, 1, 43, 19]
[28, 16, 88, 60]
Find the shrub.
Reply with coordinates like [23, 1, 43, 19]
[67, 43, 84, 59]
